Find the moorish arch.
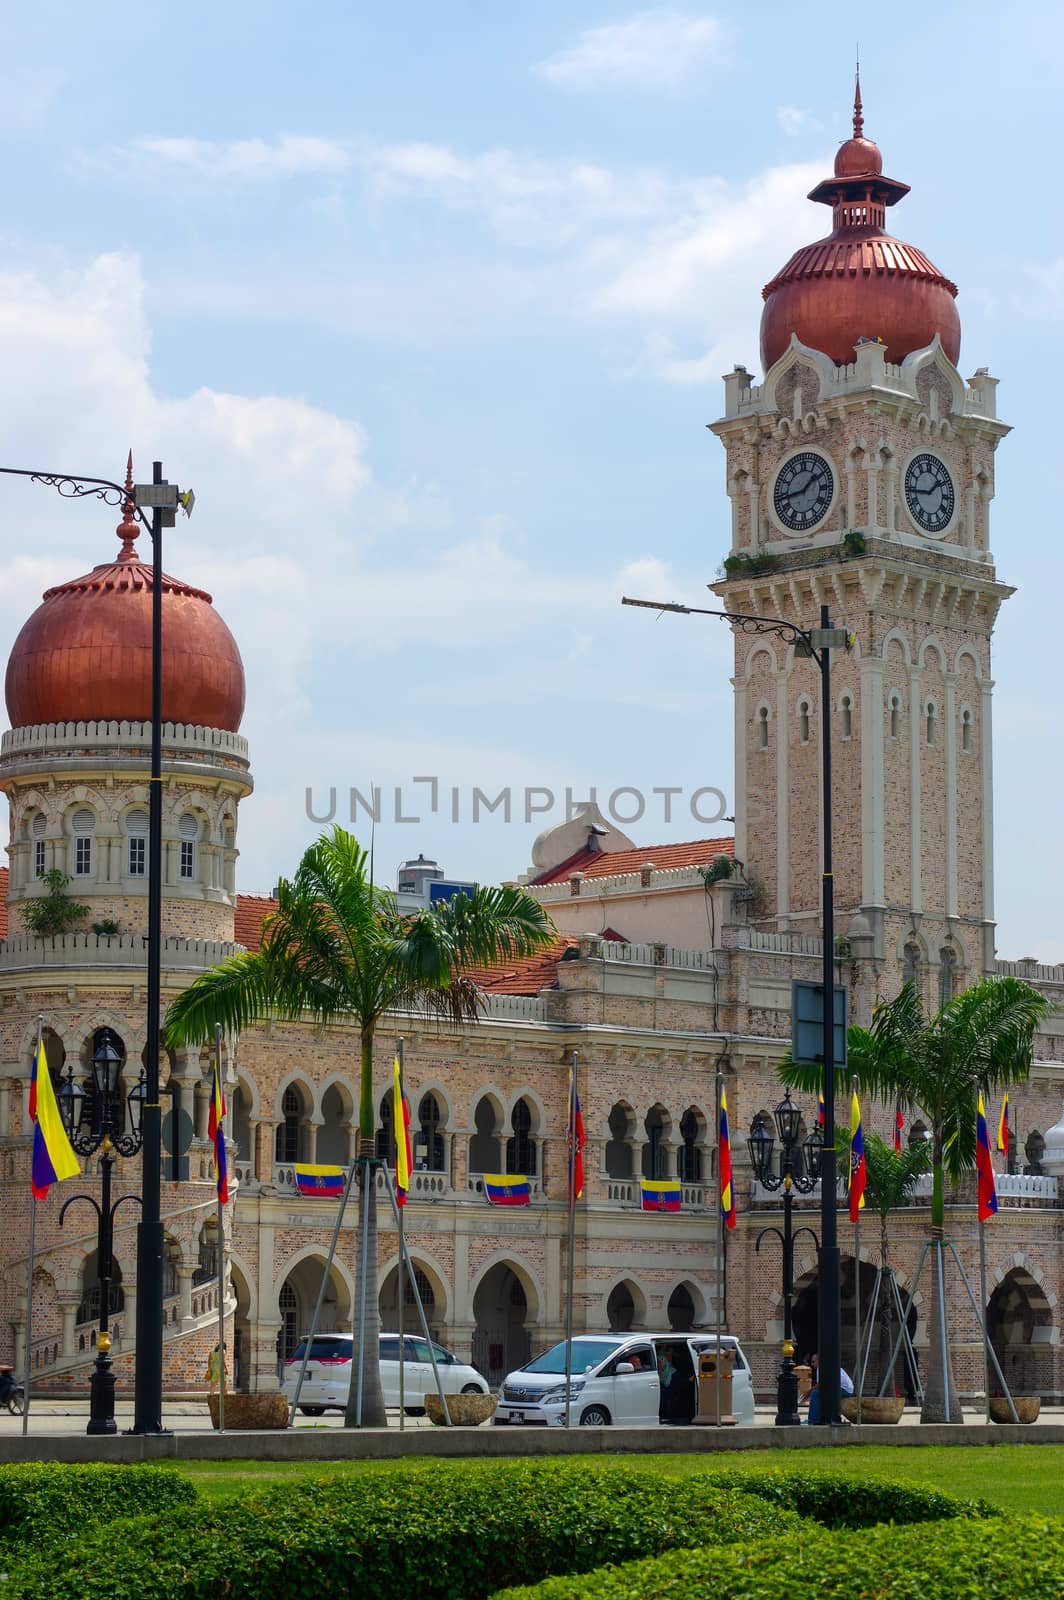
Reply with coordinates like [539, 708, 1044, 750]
[378, 1249, 451, 1341]
[470, 1251, 542, 1387]
[605, 1276, 649, 1332]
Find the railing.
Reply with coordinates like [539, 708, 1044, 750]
[375, 1167, 451, 1199]
[601, 941, 716, 970]
[738, 929, 824, 956]
[467, 1173, 542, 1200]
[605, 1179, 708, 1210]
[482, 993, 548, 1021]
[996, 958, 1064, 985]
[234, 1160, 255, 1189]
[997, 1173, 1058, 1202]
[0, 718, 250, 763]
[0, 933, 239, 971]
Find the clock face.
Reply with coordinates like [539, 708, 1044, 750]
[773, 452, 834, 532]
[905, 453, 955, 533]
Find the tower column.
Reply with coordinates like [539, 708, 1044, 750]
[980, 678, 996, 970]
[732, 674, 748, 868]
[908, 665, 922, 914]
[944, 672, 958, 919]
[775, 666, 790, 925]
[860, 654, 885, 908]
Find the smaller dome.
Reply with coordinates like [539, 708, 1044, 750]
[835, 136, 882, 178]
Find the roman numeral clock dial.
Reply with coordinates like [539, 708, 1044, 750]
[904, 453, 955, 533]
[773, 452, 834, 532]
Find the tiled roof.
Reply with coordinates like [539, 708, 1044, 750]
[530, 836, 734, 886]
[234, 893, 278, 952]
[0, 867, 7, 939]
[463, 937, 579, 996]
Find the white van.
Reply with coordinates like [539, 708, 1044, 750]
[283, 1332, 489, 1414]
[494, 1332, 755, 1427]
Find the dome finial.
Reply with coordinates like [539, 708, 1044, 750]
[116, 450, 139, 561]
[853, 55, 863, 139]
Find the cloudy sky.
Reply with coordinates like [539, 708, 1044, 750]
[1, 1, 1062, 960]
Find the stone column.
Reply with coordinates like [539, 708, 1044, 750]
[58, 1297, 81, 1360]
[255, 1121, 273, 1183]
[177, 1265, 196, 1329]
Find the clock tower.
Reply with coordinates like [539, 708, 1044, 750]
[710, 78, 1012, 995]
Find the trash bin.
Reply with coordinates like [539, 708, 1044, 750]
[693, 1347, 737, 1425]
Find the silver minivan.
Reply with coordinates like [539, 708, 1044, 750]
[494, 1333, 755, 1427]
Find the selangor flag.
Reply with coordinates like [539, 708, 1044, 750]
[484, 1174, 531, 1206]
[393, 1056, 412, 1208]
[719, 1089, 736, 1230]
[568, 1078, 585, 1204]
[893, 1100, 904, 1154]
[996, 1092, 1009, 1158]
[294, 1163, 346, 1198]
[208, 1058, 229, 1203]
[848, 1091, 866, 1222]
[30, 1040, 80, 1200]
[977, 1093, 998, 1221]
[640, 1178, 681, 1212]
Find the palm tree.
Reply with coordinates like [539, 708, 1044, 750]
[782, 975, 1048, 1423]
[861, 1132, 929, 1398]
[164, 825, 555, 1426]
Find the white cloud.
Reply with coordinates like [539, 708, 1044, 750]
[134, 134, 351, 179]
[776, 106, 821, 138]
[535, 9, 726, 91]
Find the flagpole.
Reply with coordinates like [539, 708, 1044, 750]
[214, 1025, 226, 1433]
[21, 1017, 43, 1436]
[715, 1070, 723, 1429]
[979, 1218, 990, 1425]
[563, 1050, 577, 1430]
[288, 1157, 358, 1425]
[397, 1038, 405, 1433]
[852, 1075, 861, 1426]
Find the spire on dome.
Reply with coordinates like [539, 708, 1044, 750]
[853, 58, 863, 138]
[115, 450, 139, 561]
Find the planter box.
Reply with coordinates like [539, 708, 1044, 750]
[207, 1392, 290, 1430]
[989, 1395, 1040, 1424]
[841, 1396, 905, 1424]
[424, 1393, 497, 1426]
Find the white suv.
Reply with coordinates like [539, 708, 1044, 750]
[494, 1333, 755, 1427]
[283, 1332, 489, 1415]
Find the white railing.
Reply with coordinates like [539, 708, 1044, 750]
[997, 1173, 1058, 1202]
[374, 1167, 451, 1199]
[601, 941, 716, 970]
[0, 933, 239, 970]
[739, 929, 824, 956]
[234, 1160, 255, 1188]
[0, 718, 250, 762]
[996, 958, 1064, 985]
[467, 1173, 542, 1200]
[750, 1179, 823, 1202]
[605, 1179, 708, 1210]
[482, 993, 548, 1021]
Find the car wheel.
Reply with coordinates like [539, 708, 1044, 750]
[579, 1405, 612, 1427]
[300, 1406, 325, 1417]
[403, 1406, 426, 1416]
[461, 1384, 484, 1395]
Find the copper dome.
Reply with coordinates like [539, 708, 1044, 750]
[5, 467, 245, 733]
[760, 77, 960, 373]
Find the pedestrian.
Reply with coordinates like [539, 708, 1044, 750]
[805, 1352, 854, 1422]
[206, 1342, 227, 1394]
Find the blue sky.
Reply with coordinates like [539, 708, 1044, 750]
[1, 1, 1062, 960]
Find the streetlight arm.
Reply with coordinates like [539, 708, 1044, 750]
[755, 1227, 785, 1251]
[0, 466, 153, 533]
[58, 1193, 103, 1229]
[110, 1195, 143, 1224]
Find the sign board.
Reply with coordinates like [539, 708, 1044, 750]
[429, 879, 477, 905]
[791, 980, 848, 1068]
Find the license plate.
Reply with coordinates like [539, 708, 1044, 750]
[511, 1411, 524, 1424]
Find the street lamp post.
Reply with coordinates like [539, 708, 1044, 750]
[57, 1030, 146, 1434]
[0, 460, 193, 1436]
[748, 1092, 821, 1424]
[622, 592, 850, 1427]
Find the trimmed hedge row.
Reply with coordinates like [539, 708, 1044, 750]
[2, 1462, 801, 1600]
[682, 1467, 999, 1528]
[493, 1513, 1062, 1600]
[0, 1463, 197, 1554]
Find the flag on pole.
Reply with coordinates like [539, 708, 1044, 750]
[393, 1055, 412, 1208]
[567, 1077, 584, 1204]
[977, 1093, 998, 1221]
[294, 1163, 346, 1197]
[29, 1040, 79, 1200]
[640, 1178, 681, 1212]
[719, 1088, 736, 1230]
[893, 1100, 904, 1154]
[817, 1090, 825, 1130]
[208, 1057, 229, 1203]
[848, 1091, 866, 1222]
[484, 1174, 531, 1206]
[996, 1092, 1009, 1157]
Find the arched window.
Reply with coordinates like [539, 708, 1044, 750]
[888, 693, 901, 740]
[908, 1119, 929, 1150]
[757, 705, 769, 750]
[1025, 1130, 1045, 1176]
[506, 1098, 536, 1176]
[376, 1090, 395, 1163]
[939, 947, 956, 1008]
[278, 1282, 298, 1363]
[961, 708, 973, 753]
[417, 1093, 445, 1171]
[678, 1108, 703, 1183]
[797, 699, 811, 746]
[926, 702, 936, 746]
[193, 1219, 219, 1285]
[178, 813, 198, 880]
[469, 1097, 501, 1175]
[163, 1236, 181, 1300]
[605, 1103, 633, 1179]
[642, 1106, 668, 1180]
[902, 941, 920, 988]
[840, 693, 853, 740]
[77, 1250, 124, 1325]
[32, 812, 46, 879]
[275, 1086, 302, 1162]
[71, 808, 95, 878]
[125, 809, 149, 877]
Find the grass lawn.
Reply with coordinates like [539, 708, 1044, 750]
[172, 1443, 1064, 1515]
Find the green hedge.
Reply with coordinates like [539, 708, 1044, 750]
[493, 1513, 1061, 1600]
[2, 1461, 801, 1600]
[684, 1467, 999, 1528]
[0, 1463, 197, 1554]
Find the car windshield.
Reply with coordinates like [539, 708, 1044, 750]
[291, 1338, 351, 1362]
[523, 1339, 623, 1375]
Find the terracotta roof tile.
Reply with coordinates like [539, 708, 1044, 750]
[234, 893, 278, 952]
[464, 936, 579, 996]
[0, 867, 8, 940]
[531, 836, 734, 886]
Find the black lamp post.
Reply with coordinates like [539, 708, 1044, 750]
[57, 1030, 146, 1434]
[749, 1091, 822, 1425]
[622, 592, 850, 1427]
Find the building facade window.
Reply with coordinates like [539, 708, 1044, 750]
[902, 941, 921, 988]
[376, 1090, 396, 1162]
[506, 1098, 536, 1176]
[888, 693, 902, 740]
[642, 1107, 668, 1180]
[757, 705, 769, 750]
[275, 1086, 302, 1163]
[677, 1108, 703, 1183]
[179, 813, 199, 880]
[417, 1093, 445, 1171]
[961, 707, 973, 752]
[71, 808, 95, 877]
[126, 809, 149, 876]
[32, 812, 46, 878]
[926, 702, 937, 745]
[797, 700, 811, 746]
[939, 947, 956, 1007]
[605, 1103, 634, 1179]
[840, 693, 853, 740]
